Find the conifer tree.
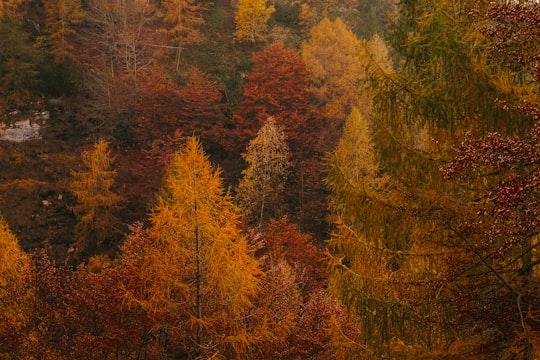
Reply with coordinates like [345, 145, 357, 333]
[161, 0, 206, 69]
[70, 139, 122, 256]
[236, 118, 291, 227]
[0, 216, 34, 358]
[42, 0, 85, 62]
[302, 17, 366, 125]
[326, 0, 537, 358]
[235, 0, 275, 42]
[122, 137, 262, 358]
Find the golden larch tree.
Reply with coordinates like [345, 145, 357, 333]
[0, 216, 34, 358]
[122, 137, 262, 358]
[235, 0, 275, 42]
[42, 0, 85, 62]
[161, 0, 206, 69]
[302, 17, 366, 125]
[70, 139, 122, 256]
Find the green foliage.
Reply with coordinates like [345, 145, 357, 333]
[38, 59, 80, 97]
[0, 15, 41, 109]
[273, 1, 301, 27]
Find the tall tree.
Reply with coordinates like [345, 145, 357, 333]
[41, 0, 84, 62]
[325, 0, 538, 358]
[302, 17, 366, 126]
[235, 0, 275, 42]
[223, 42, 313, 154]
[236, 119, 292, 227]
[161, 0, 206, 69]
[0, 216, 34, 358]
[0, 14, 40, 109]
[70, 139, 123, 257]
[121, 137, 262, 358]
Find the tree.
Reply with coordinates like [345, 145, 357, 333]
[70, 139, 122, 257]
[161, 0, 206, 69]
[0, 14, 40, 109]
[0, 216, 34, 358]
[75, 0, 161, 131]
[41, 0, 85, 62]
[302, 17, 366, 126]
[223, 42, 313, 154]
[235, 0, 275, 42]
[325, 0, 538, 357]
[236, 119, 291, 227]
[121, 137, 262, 358]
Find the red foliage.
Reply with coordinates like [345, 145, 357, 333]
[134, 67, 225, 146]
[28, 250, 150, 359]
[253, 217, 326, 295]
[218, 43, 316, 155]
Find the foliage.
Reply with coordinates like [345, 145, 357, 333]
[236, 119, 291, 226]
[121, 137, 262, 358]
[0, 216, 34, 358]
[235, 0, 275, 42]
[41, 0, 85, 62]
[223, 42, 313, 155]
[0, 14, 41, 109]
[70, 139, 123, 258]
[161, 0, 207, 68]
[326, 0, 540, 358]
[302, 17, 366, 125]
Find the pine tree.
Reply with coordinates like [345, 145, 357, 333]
[122, 137, 262, 358]
[70, 139, 122, 256]
[235, 0, 275, 42]
[236, 118, 292, 227]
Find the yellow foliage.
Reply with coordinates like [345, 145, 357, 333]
[302, 17, 367, 124]
[125, 137, 263, 358]
[0, 216, 34, 358]
[42, 0, 85, 62]
[70, 139, 122, 250]
[235, 0, 275, 42]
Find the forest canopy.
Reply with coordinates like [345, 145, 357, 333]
[1, 0, 540, 358]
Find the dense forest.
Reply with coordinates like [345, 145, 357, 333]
[1, 0, 540, 358]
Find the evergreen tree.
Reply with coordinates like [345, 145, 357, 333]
[0, 216, 34, 358]
[302, 17, 366, 125]
[326, 0, 536, 357]
[161, 0, 206, 69]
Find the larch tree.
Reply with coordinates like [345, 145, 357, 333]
[70, 139, 123, 257]
[235, 0, 275, 42]
[161, 0, 206, 69]
[121, 137, 262, 359]
[41, 0, 85, 62]
[326, 0, 537, 358]
[236, 118, 292, 227]
[0, 216, 34, 358]
[0, 10, 40, 109]
[302, 17, 366, 126]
